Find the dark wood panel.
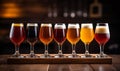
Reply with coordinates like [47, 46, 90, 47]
[7, 54, 112, 64]
[0, 55, 120, 71]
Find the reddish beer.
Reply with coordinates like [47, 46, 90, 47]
[54, 29, 66, 44]
[9, 23, 25, 57]
[95, 23, 110, 57]
[54, 23, 66, 58]
[10, 24, 25, 45]
[95, 33, 110, 44]
[95, 26, 110, 44]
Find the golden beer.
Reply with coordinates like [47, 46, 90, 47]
[80, 24, 94, 44]
[67, 24, 80, 44]
[39, 24, 53, 45]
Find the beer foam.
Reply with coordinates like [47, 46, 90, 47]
[68, 24, 79, 28]
[54, 24, 66, 29]
[12, 23, 24, 27]
[41, 23, 52, 27]
[27, 23, 38, 26]
[81, 23, 93, 28]
[95, 26, 109, 33]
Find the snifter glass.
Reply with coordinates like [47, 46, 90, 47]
[26, 23, 38, 58]
[80, 23, 94, 58]
[54, 23, 66, 58]
[95, 23, 110, 57]
[9, 23, 25, 57]
[67, 23, 80, 58]
[39, 23, 53, 58]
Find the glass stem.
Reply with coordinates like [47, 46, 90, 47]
[30, 43, 34, 55]
[15, 44, 20, 56]
[100, 43, 105, 56]
[44, 44, 49, 55]
[85, 43, 90, 55]
[58, 44, 62, 55]
[72, 44, 76, 55]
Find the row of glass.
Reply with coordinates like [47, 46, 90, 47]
[9, 23, 110, 58]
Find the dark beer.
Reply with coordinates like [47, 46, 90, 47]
[27, 24, 38, 44]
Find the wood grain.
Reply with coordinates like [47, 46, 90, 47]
[7, 54, 112, 64]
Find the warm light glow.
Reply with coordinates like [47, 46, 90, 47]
[1, 3, 21, 18]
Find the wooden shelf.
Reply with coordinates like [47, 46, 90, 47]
[7, 54, 112, 64]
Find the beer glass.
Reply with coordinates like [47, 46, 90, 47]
[9, 23, 25, 57]
[67, 23, 80, 58]
[26, 23, 38, 58]
[80, 23, 94, 57]
[54, 23, 66, 58]
[95, 23, 110, 57]
[39, 23, 53, 58]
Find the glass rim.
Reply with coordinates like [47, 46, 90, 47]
[27, 23, 38, 26]
[54, 23, 66, 29]
[68, 24, 79, 28]
[81, 23, 93, 28]
[96, 23, 108, 24]
[12, 23, 24, 26]
[41, 23, 52, 27]
[96, 23, 109, 26]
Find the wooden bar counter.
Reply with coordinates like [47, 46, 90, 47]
[0, 54, 120, 71]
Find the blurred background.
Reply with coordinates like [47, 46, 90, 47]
[0, 0, 119, 54]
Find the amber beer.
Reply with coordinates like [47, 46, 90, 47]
[39, 24, 53, 45]
[95, 26, 110, 44]
[67, 24, 80, 58]
[80, 24, 94, 43]
[67, 24, 80, 44]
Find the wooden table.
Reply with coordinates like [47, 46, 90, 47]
[0, 55, 120, 71]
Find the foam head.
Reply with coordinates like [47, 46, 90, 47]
[12, 23, 24, 27]
[27, 23, 38, 27]
[81, 23, 93, 28]
[68, 23, 79, 28]
[41, 23, 52, 27]
[54, 23, 66, 29]
[95, 26, 109, 34]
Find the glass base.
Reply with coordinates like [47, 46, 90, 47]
[68, 54, 79, 58]
[11, 54, 24, 58]
[96, 54, 107, 58]
[54, 54, 66, 58]
[81, 54, 93, 58]
[40, 54, 51, 58]
[26, 54, 38, 58]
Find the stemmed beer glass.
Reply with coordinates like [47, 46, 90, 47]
[54, 23, 66, 58]
[26, 23, 38, 58]
[67, 23, 80, 58]
[95, 23, 110, 57]
[9, 23, 25, 57]
[80, 23, 94, 57]
[39, 23, 53, 58]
